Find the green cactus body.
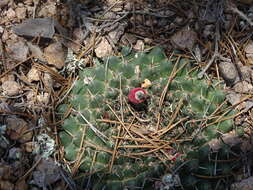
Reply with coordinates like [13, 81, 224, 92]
[58, 47, 235, 189]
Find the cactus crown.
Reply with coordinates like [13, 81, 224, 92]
[58, 47, 236, 189]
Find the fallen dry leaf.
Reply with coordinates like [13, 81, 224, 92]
[6, 117, 33, 143]
[44, 42, 67, 69]
[170, 29, 197, 50]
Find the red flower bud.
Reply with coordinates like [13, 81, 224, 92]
[128, 88, 147, 104]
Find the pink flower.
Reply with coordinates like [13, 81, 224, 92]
[128, 88, 147, 104]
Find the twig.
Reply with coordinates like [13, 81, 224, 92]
[58, 77, 78, 105]
[228, 2, 253, 26]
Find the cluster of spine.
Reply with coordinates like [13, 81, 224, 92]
[58, 47, 236, 189]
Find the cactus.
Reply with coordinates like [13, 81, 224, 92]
[58, 47, 236, 189]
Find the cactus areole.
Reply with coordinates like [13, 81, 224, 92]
[128, 88, 147, 104]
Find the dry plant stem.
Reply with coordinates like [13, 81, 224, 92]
[33, 62, 67, 84]
[159, 56, 181, 108]
[0, 110, 34, 119]
[127, 142, 172, 156]
[0, 56, 32, 79]
[206, 109, 246, 128]
[118, 144, 173, 149]
[107, 104, 137, 143]
[229, 3, 253, 26]
[59, 168, 77, 190]
[16, 156, 42, 184]
[80, 140, 139, 160]
[98, 119, 143, 128]
[192, 173, 231, 179]
[108, 105, 173, 161]
[86, 152, 97, 189]
[58, 77, 78, 105]
[125, 99, 151, 122]
[77, 34, 100, 60]
[155, 98, 185, 137]
[130, 127, 173, 160]
[71, 127, 86, 176]
[198, 22, 220, 79]
[109, 125, 121, 172]
[153, 117, 189, 138]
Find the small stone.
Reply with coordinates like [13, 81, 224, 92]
[226, 92, 241, 106]
[170, 29, 198, 50]
[27, 67, 40, 82]
[2, 81, 21, 96]
[245, 41, 253, 63]
[44, 42, 67, 69]
[233, 81, 253, 93]
[108, 24, 125, 44]
[38, 2, 57, 18]
[37, 93, 50, 105]
[15, 7, 27, 20]
[6, 8, 16, 19]
[95, 38, 113, 58]
[240, 65, 252, 82]
[218, 61, 239, 85]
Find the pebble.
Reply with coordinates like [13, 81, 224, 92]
[2, 80, 21, 96]
[95, 37, 113, 58]
[218, 61, 239, 86]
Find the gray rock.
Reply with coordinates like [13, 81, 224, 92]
[218, 61, 239, 85]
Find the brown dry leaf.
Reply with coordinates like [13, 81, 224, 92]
[6, 117, 33, 143]
[44, 42, 67, 69]
[27, 66, 40, 82]
[6, 41, 29, 62]
[21, 142, 35, 153]
[170, 29, 197, 50]
[2, 81, 21, 96]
